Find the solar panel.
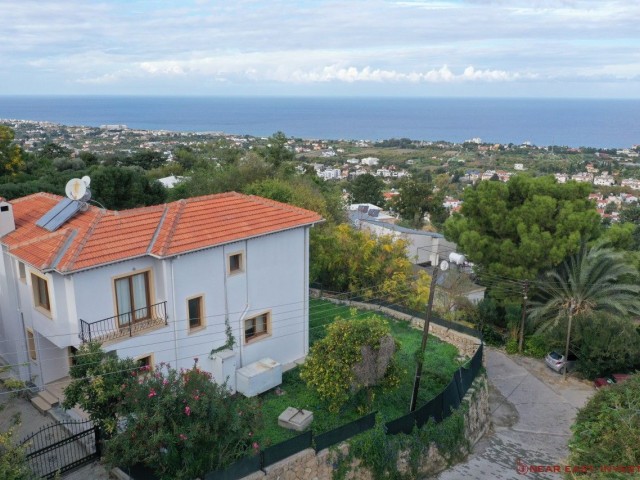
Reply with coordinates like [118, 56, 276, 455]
[36, 198, 82, 232]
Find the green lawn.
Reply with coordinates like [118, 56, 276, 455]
[254, 299, 463, 447]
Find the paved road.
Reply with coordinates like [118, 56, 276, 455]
[436, 348, 594, 480]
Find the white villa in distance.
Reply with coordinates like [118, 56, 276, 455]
[0, 189, 322, 404]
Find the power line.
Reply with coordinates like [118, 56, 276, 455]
[0, 284, 426, 372]
[0, 289, 436, 396]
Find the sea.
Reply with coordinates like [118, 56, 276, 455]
[0, 96, 639, 149]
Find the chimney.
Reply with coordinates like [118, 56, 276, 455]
[0, 198, 16, 237]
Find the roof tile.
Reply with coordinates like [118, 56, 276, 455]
[2, 192, 322, 273]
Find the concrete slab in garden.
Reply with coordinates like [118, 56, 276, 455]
[278, 407, 313, 431]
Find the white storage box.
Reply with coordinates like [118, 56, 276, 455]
[236, 357, 282, 397]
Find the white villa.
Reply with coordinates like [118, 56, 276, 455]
[0, 191, 322, 401]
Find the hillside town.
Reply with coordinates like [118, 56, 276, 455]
[1, 120, 639, 480]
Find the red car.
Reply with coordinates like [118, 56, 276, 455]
[593, 373, 631, 389]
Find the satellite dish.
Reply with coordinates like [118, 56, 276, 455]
[439, 260, 450, 271]
[65, 178, 87, 201]
[81, 176, 91, 187]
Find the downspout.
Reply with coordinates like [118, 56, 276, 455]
[170, 258, 179, 367]
[303, 227, 309, 356]
[237, 304, 250, 368]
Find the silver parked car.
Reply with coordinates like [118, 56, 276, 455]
[545, 351, 577, 373]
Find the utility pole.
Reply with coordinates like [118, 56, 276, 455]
[410, 265, 440, 412]
[518, 281, 529, 353]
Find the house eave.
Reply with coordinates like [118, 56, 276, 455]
[37, 220, 322, 276]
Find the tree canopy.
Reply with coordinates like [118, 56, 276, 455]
[0, 126, 25, 176]
[310, 224, 431, 309]
[528, 243, 640, 330]
[389, 178, 447, 229]
[91, 166, 167, 209]
[300, 315, 400, 412]
[349, 173, 385, 206]
[444, 175, 601, 280]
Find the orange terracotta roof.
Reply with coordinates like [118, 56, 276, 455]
[2, 192, 322, 273]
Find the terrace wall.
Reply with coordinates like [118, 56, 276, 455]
[241, 374, 489, 480]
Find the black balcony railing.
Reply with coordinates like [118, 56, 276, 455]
[79, 301, 168, 343]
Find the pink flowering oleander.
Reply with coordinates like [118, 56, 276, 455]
[185, 406, 191, 416]
[252, 442, 259, 450]
[179, 434, 187, 441]
[148, 389, 157, 398]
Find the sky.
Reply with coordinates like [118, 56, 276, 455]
[1, 0, 639, 98]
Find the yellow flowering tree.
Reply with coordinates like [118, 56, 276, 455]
[300, 315, 400, 412]
[0, 126, 25, 176]
[310, 224, 431, 308]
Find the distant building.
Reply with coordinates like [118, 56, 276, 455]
[571, 173, 594, 183]
[514, 163, 525, 171]
[621, 179, 640, 190]
[319, 169, 341, 180]
[593, 174, 615, 186]
[158, 175, 184, 189]
[554, 173, 568, 184]
[361, 157, 380, 166]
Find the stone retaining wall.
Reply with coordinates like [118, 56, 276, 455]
[242, 375, 490, 480]
[310, 291, 481, 358]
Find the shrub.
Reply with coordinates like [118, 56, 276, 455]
[300, 315, 400, 412]
[105, 361, 260, 480]
[572, 313, 640, 379]
[0, 424, 34, 480]
[505, 338, 518, 354]
[62, 342, 140, 434]
[523, 335, 548, 358]
[567, 374, 640, 479]
[481, 324, 505, 347]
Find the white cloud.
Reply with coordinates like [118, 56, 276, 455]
[286, 64, 523, 83]
[1, 0, 639, 95]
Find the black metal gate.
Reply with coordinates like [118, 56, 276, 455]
[20, 420, 100, 479]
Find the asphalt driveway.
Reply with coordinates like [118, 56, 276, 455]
[436, 348, 594, 480]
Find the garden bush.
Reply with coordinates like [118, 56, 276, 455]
[567, 374, 640, 479]
[105, 360, 260, 480]
[572, 313, 640, 379]
[523, 335, 548, 358]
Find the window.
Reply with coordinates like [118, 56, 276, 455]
[68, 346, 78, 367]
[136, 354, 154, 372]
[114, 272, 150, 326]
[244, 312, 270, 342]
[228, 253, 243, 274]
[26, 329, 36, 361]
[187, 296, 204, 331]
[18, 262, 26, 281]
[31, 273, 50, 312]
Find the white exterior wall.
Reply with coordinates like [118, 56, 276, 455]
[241, 228, 308, 367]
[0, 249, 81, 386]
[0, 226, 311, 388]
[0, 248, 32, 384]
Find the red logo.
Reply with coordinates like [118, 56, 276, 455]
[516, 458, 529, 475]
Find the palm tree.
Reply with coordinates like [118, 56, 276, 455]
[528, 243, 640, 379]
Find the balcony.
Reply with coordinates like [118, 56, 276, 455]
[79, 301, 168, 344]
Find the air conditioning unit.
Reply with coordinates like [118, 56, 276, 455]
[236, 358, 282, 397]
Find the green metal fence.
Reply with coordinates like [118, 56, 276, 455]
[130, 295, 484, 480]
